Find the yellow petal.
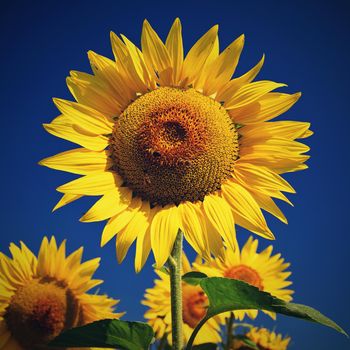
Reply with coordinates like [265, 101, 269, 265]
[110, 31, 128, 60]
[223, 181, 274, 239]
[88, 50, 133, 107]
[195, 322, 221, 344]
[203, 194, 237, 253]
[53, 98, 114, 134]
[181, 25, 219, 86]
[116, 202, 151, 263]
[240, 138, 310, 160]
[66, 72, 121, 118]
[231, 92, 301, 124]
[121, 35, 155, 89]
[141, 20, 172, 85]
[225, 81, 286, 110]
[201, 215, 225, 259]
[135, 226, 152, 273]
[235, 162, 295, 194]
[100, 198, 143, 246]
[80, 187, 132, 222]
[150, 205, 180, 268]
[216, 55, 265, 102]
[240, 121, 313, 140]
[110, 32, 148, 94]
[165, 18, 183, 85]
[182, 253, 192, 274]
[50, 113, 72, 125]
[43, 123, 108, 151]
[248, 188, 288, 224]
[57, 171, 120, 195]
[178, 201, 210, 260]
[52, 193, 83, 212]
[203, 34, 245, 95]
[39, 148, 111, 175]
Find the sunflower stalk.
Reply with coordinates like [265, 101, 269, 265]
[225, 312, 235, 350]
[167, 230, 184, 350]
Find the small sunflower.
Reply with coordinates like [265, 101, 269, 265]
[142, 257, 221, 345]
[40, 18, 312, 271]
[233, 327, 290, 350]
[0, 236, 123, 350]
[194, 236, 293, 321]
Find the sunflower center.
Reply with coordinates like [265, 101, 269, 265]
[110, 87, 239, 206]
[4, 278, 80, 348]
[224, 264, 263, 290]
[182, 284, 208, 328]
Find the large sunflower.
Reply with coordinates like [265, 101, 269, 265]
[142, 257, 221, 345]
[0, 236, 123, 349]
[193, 236, 293, 321]
[40, 19, 312, 271]
[233, 327, 291, 350]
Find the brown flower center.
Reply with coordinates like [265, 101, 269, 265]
[182, 284, 208, 328]
[225, 264, 263, 290]
[4, 278, 81, 349]
[110, 87, 239, 206]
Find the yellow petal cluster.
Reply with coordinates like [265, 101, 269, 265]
[40, 18, 311, 270]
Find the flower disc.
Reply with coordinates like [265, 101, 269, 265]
[224, 265, 263, 290]
[110, 87, 239, 206]
[5, 279, 78, 348]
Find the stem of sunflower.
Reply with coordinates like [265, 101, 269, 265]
[167, 230, 184, 350]
[225, 312, 235, 350]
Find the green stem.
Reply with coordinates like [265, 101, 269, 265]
[168, 230, 184, 350]
[225, 312, 235, 350]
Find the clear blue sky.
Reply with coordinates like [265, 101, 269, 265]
[1, 1, 349, 349]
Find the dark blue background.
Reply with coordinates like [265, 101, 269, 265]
[1, 1, 349, 348]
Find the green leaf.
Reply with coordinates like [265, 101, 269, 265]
[234, 335, 259, 350]
[49, 319, 154, 349]
[201, 277, 347, 336]
[182, 271, 207, 285]
[185, 277, 347, 350]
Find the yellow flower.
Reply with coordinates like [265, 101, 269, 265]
[142, 257, 221, 345]
[0, 237, 123, 350]
[40, 18, 312, 271]
[194, 236, 293, 321]
[233, 327, 291, 350]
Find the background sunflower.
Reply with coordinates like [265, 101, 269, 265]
[193, 237, 293, 321]
[0, 237, 123, 349]
[232, 327, 291, 350]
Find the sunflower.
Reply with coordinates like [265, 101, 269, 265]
[40, 18, 312, 271]
[193, 236, 293, 321]
[142, 257, 220, 345]
[0, 236, 123, 350]
[232, 327, 291, 350]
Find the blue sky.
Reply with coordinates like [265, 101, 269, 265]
[0, 1, 349, 349]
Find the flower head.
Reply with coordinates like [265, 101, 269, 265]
[0, 237, 123, 349]
[194, 236, 293, 321]
[233, 327, 291, 350]
[142, 257, 221, 345]
[40, 19, 312, 270]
